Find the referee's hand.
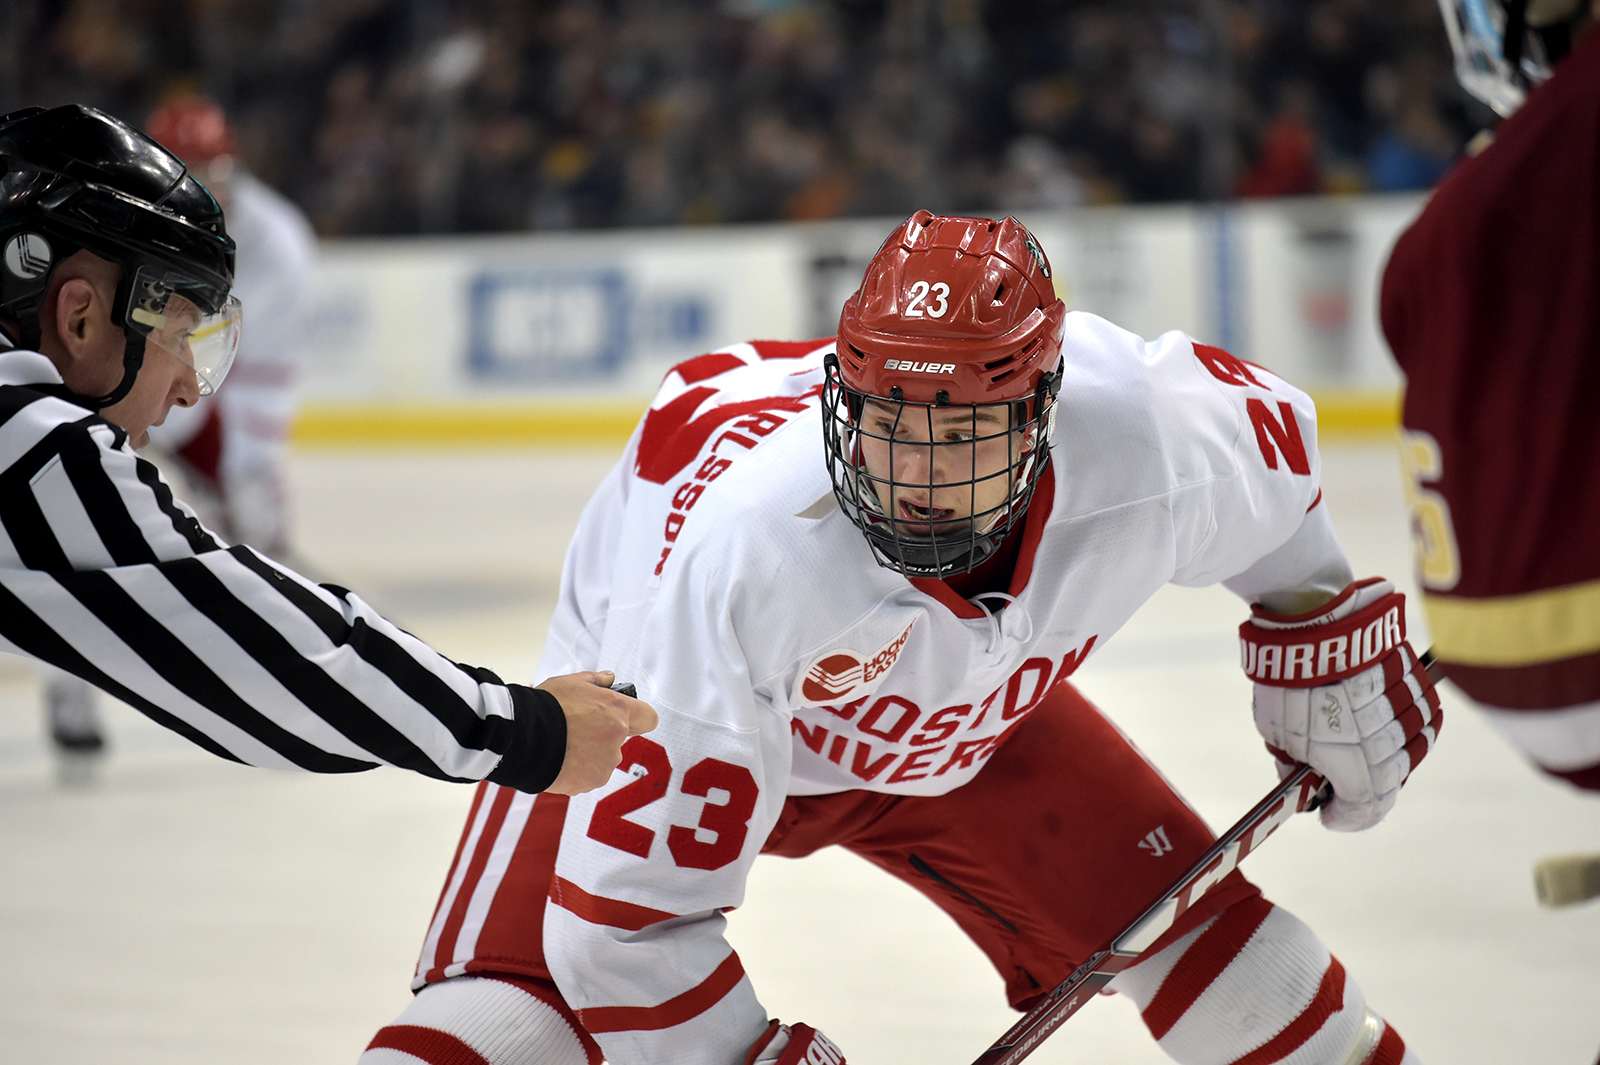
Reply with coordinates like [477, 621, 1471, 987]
[539, 671, 658, 795]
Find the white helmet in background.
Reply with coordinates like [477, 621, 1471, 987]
[1437, 0, 1590, 115]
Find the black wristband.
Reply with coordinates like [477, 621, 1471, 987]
[486, 684, 567, 793]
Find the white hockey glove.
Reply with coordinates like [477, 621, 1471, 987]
[1240, 578, 1442, 832]
[744, 1019, 847, 1065]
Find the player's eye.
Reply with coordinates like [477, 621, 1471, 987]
[870, 417, 902, 437]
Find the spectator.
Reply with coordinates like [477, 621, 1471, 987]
[1235, 80, 1323, 197]
[1365, 97, 1459, 190]
[0, 0, 1478, 232]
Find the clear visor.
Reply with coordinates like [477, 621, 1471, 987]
[1438, 0, 1552, 116]
[124, 267, 242, 396]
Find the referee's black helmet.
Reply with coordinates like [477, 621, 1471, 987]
[0, 104, 237, 407]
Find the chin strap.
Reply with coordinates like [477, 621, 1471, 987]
[76, 329, 144, 409]
[0, 309, 139, 409]
[1502, 0, 1531, 84]
[77, 267, 148, 410]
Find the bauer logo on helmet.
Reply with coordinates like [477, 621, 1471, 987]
[882, 360, 955, 374]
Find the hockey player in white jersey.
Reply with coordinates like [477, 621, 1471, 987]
[362, 212, 1440, 1065]
[142, 93, 316, 561]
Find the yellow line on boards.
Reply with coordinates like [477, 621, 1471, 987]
[1310, 390, 1402, 438]
[290, 391, 1402, 447]
[290, 404, 647, 447]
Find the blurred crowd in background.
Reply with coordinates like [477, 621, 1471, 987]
[0, 0, 1481, 238]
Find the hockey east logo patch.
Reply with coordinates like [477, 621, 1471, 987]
[796, 620, 916, 706]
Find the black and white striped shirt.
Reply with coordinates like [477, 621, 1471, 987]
[0, 349, 564, 791]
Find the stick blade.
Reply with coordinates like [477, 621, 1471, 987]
[1533, 853, 1600, 908]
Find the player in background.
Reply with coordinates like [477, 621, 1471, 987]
[142, 93, 315, 562]
[1383, 0, 1600, 902]
[41, 93, 320, 762]
[360, 213, 1440, 1065]
[0, 103, 654, 795]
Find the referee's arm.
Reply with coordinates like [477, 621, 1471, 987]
[0, 404, 627, 793]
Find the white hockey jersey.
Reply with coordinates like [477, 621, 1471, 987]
[539, 315, 1353, 1063]
[149, 170, 317, 550]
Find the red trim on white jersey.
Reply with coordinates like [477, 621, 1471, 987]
[577, 951, 747, 1034]
[910, 470, 1057, 619]
[548, 875, 678, 931]
[746, 338, 835, 361]
[1371, 1024, 1407, 1064]
[416, 784, 540, 986]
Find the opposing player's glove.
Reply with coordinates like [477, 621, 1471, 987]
[1240, 577, 1441, 832]
[744, 1019, 847, 1065]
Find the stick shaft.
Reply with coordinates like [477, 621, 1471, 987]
[970, 765, 1327, 1065]
[971, 644, 1440, 1065]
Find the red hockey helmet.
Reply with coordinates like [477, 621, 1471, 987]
[836, 210, 1066, 407]
[145, 96, 236, 166]
[824, 211, 1067, 579]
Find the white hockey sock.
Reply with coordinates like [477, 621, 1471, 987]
[1108, 897, 1419, 1065]
[360, 976, 593, 1065]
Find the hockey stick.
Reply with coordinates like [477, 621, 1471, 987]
[970, 647, 1443, 1065]
[968, 763, 1330, 1065]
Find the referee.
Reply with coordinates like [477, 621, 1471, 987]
[0, 104, 655, 794]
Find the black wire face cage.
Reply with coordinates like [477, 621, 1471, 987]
[822, 353, 1056, 580]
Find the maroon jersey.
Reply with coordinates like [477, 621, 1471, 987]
[1381, 26, 1600, 717]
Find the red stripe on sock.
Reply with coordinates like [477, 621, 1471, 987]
[365, 1024, 491, 1065]
[1368, 1022, 1406, 1065]
[1231, 958, 1347, 1065]
[579, 951, 746, 1033]
[1142, 896, 1276, 1040]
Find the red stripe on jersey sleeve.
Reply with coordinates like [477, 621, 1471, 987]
[675, 352, 747, 385]
[578, 951, 746, 1034]
[548, 875, 678, 930]
[748, 339, 833, 360]
[365, 1024, 491, 1065]
[1141, 896, 1275, 1039]
[1231, 957, 1347, 1065]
